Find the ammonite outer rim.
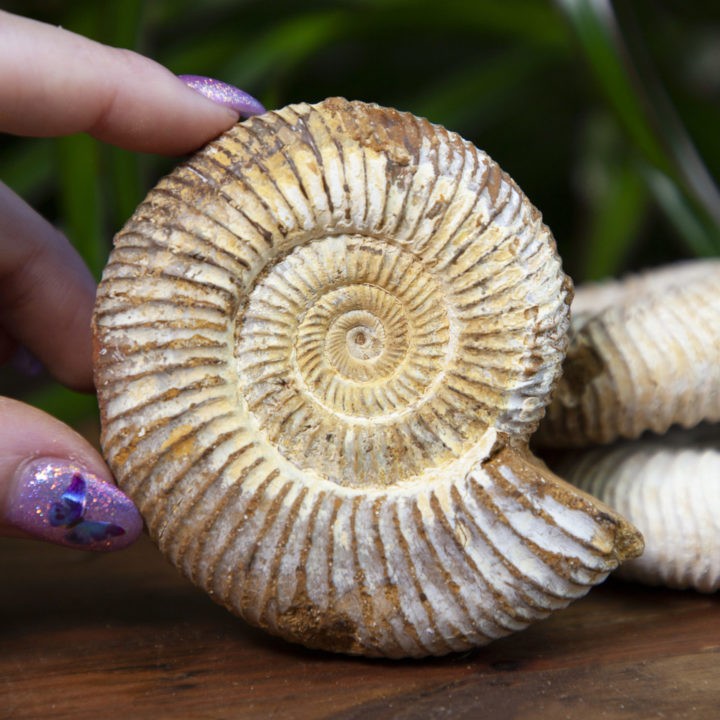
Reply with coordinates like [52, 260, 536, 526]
[93, 97, 640, 657]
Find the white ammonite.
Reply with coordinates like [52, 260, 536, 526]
[93, 98, 642, 657]
[537, 259, 720, 447]
[556, 426, 720, 593]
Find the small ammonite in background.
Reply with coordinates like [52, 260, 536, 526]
[535, 260, 719, 594]
[554, 425, 720, 593]
[537, 259, 720, 448]
[93, 98, 642, 658]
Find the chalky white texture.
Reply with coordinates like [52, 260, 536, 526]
[558, 429, 720, 593]
[538, 259, 720, 447]
[93, 98, 641, 657]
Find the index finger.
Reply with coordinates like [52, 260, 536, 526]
[0, 10, 250, 154]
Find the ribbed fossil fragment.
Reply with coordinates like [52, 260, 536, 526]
[537, 259, 720, 447]
[555, 427, 720, 593]
[92, 98, 642, 657]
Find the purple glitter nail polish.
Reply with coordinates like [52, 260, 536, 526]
[178, 75, 266, 117]
[6, 459, 143, 551]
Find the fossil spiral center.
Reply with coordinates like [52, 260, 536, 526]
[344, 320, 381, 359]
[234, 234, 467, 487]
[307, 287, 409, 384]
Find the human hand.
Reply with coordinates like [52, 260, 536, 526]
[0, 10, 264, 550]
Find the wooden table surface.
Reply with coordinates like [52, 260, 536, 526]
[2, 534, 718, 719]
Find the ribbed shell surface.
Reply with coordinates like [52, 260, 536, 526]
[538, 260, 720, 447]
[93, 98, 641, 657]
[557, 429, 720, 592]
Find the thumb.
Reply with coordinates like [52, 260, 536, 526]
[0, 397, 142, 550]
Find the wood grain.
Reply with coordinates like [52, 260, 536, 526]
[2, 535, 719, 719]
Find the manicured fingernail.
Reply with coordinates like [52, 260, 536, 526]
[178, 75, 266, 117]
[11, 346, 43, 377]
[6, 459, 143, 551]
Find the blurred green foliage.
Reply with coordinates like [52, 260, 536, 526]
[1, 0, 719, 425]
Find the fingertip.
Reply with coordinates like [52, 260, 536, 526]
[177, 75, 266, 118]
[5, 458, 142, 551]
[0, 399, 142, 551]
[0, 182, 96, 391]
[0, 14, 243, 155]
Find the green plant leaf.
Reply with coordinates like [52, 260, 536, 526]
[556, 0, 720, 255]
[55, 134, 106, 279]
[24, 383, 99, 430]
[410, 49, 549, 131]
[0, 139, 54, 201]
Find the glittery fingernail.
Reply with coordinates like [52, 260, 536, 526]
[178, 75, 266, 117]
[6, 459, 143, 551]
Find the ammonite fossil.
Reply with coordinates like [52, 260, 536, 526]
[534, 262, 719, 593]
[556, 426, 720, 593]
[93, 98, 642, 657]
[537, 259, 720, 447]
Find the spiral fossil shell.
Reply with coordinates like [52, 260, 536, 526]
[537, 259, 720, 447]
[556, 427, 720, 593]
[93, 98, 642, 657]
